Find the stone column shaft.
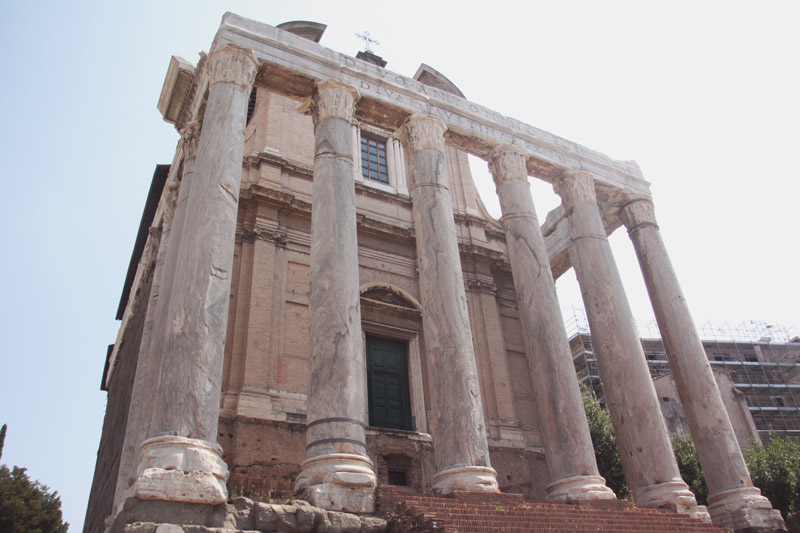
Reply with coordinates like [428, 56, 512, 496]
[132, 45, 257, 505]
[621, 199, 784, 530]
[489, 146, 615, 501]
[114, 124, 201, 513]
[294, 80, 376, 513]
[401, 115, 498, 494]
[554, 171, 703, 516]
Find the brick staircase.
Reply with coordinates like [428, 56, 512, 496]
[377, 486, 729, 532]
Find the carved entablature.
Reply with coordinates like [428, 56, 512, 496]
[360, 284, 421, 319]
[466, 278, 498, 295]
[180, 121, 202, 161]
[158, 56, 196, 127]
[161, 183, 180, 222]
[240, 225, 288, 245]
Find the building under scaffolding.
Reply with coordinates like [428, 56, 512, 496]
[567, 309, 800, 442]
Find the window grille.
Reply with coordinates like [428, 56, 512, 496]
[360, 132, 389, 184]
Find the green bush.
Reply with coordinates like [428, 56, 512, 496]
[744, 433, 800, 518]
[581, 386, 628, 498]
[0, 424, 68, 533]
[582, 391, 800, 518]
[671, 433, 708, 505]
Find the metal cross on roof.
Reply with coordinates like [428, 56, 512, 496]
[356, 31, 379, 52]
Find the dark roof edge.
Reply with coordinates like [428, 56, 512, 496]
[115, 164, 170, 320]
[101, 344, 114, 391]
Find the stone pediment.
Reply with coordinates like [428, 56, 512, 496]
[413, 63, 465, 99]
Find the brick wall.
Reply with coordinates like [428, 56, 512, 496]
[83, 264, 154, 532]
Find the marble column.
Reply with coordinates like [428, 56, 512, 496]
[293, 80, 376, 513]
[114, 123, 201, 513]
[400, 114, 498, 494]
[554, 171, 704, 517]
[489, 145, 615, 502]
[621, 198, 784, 530]
[131, 45, 257, 505]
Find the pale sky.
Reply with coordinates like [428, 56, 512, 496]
[0, 1, 797, 530]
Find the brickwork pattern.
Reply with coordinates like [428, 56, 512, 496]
[377, 486, 728, 533]
[85, 265, 155, 532]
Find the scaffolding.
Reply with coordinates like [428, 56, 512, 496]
[566, 308, 800, 441]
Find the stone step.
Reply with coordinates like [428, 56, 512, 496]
[377, 485, 729, 533]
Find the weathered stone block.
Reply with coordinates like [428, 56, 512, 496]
[321, 511, 361, 533]
[111, 497, 228, 533]
[359, 516, 388, 532]
[255, 502, 297, 532]
[291, 499, 323, 532]
[225, 496, 255, 530]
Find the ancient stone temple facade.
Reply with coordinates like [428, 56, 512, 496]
[86, 13, 784, 532]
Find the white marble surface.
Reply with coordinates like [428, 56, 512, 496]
[622, 199, 784, 530]
[555, 171, 699, 512]
[490, 145, 614, 501]
[401, 115, 497, 494]
[297, 80, 376, 513]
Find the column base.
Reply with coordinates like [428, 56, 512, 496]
[707, 486, 785, 531]
[546, 474, 617, 502]
[635, 480, 710, 522]
[131, 436, 229, 505]
[432, 465, 499, 494]
[294, 453, 376, 513]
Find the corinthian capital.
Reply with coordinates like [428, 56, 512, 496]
[399, 114, 446, 152]
[180, 121, 202, 160]
[488, 144, 528, 184]
[554, 170, 597, 211]
[312, 79, 359, 125]
[206, 44, 258, 91]
[620, 198, 658, 230]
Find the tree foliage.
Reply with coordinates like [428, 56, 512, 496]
[671, 433, 708, 505]
[0, 424, 69, 533]
[581, 386, 628, 498]
[580, 389, 800, 519]
[744, 433, 800, 518]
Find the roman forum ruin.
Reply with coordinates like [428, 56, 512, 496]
[86, 13, 785, 532]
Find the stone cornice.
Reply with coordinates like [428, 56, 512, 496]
[355, 213, 414, 240]
[453, 212, 491, 228]
[244, 149, 314, 177]
[458, 243, 505, 262]
[212, 13, 650, 196]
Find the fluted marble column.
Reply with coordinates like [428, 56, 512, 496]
[554, 171, 705, 517]
[131, 45, 257, 505]
[489, 146, 615, 502]
[293, 80, 376, 513]
[621, 198, 784, 530]
[400, 114, 498, 494]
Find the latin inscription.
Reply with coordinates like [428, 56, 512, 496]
[344, 54, 574, 166]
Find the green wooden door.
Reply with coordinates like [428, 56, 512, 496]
[367, 336, 412, 431]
